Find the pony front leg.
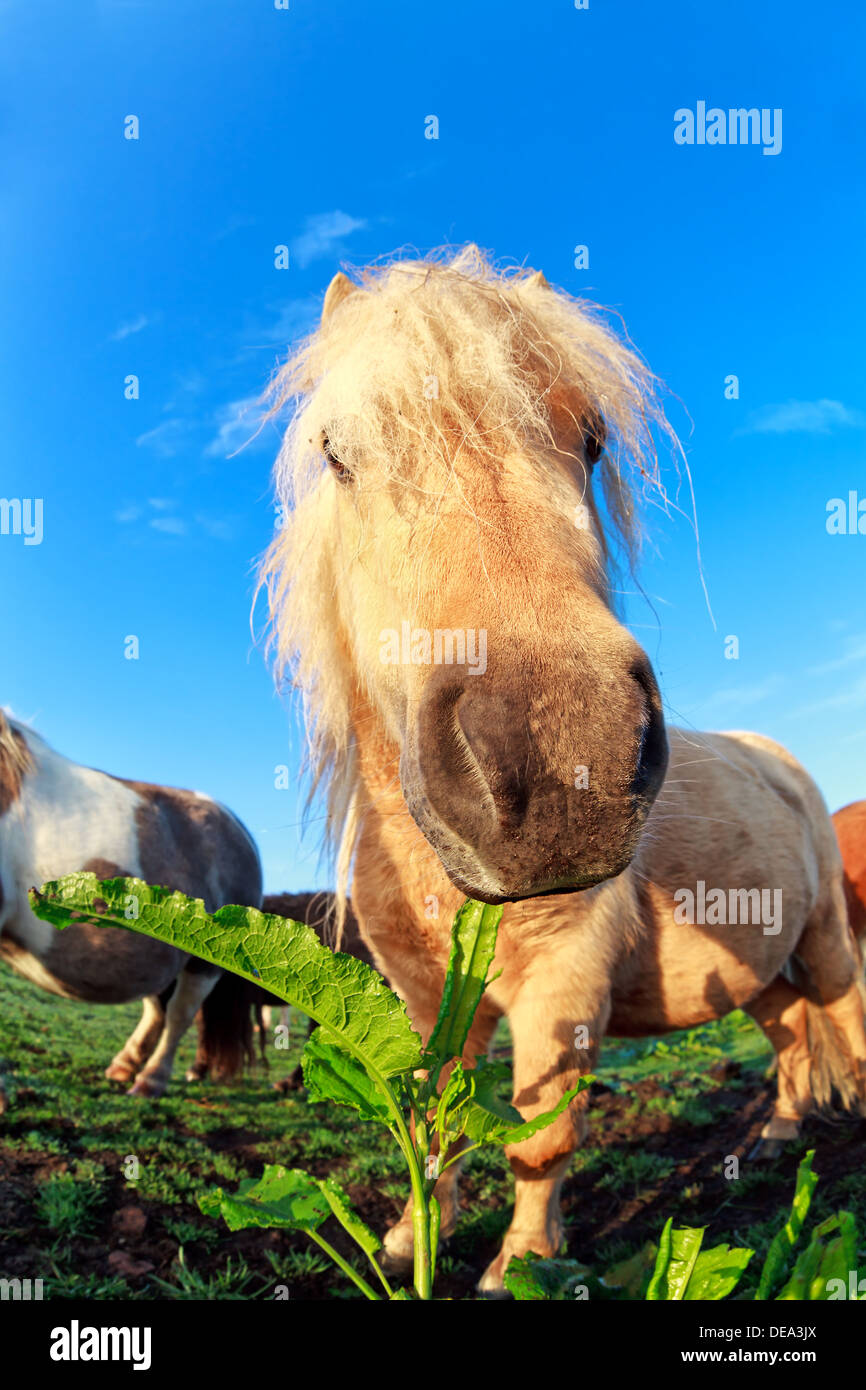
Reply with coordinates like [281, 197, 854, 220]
[381, 1009, 499, 1269]
[128, 966, 220, 1097]
[477, 987, 607, 1296]
[105, 994, 165, 1083]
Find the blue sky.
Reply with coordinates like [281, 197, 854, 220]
[1, 0, 864, 893]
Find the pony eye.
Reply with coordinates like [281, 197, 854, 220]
[584, 418, 606, 466]
[322, 435, 352, 484]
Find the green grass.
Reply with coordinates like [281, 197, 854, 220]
[2, 958, 863, 1301]
[35, 1169, 105, 1237]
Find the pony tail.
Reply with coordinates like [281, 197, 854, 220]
[198, 973, 256, 1082]
[804, 987, 866, 1114]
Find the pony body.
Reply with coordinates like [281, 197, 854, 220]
[353, 724, 866, 1290]
[262, 248, 866, 1291]
[0, 713, 262, 1100]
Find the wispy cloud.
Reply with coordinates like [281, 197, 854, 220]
[135, 419, 190, 458]
[203, 395, 278, 458]
[110, 312, 158, 342]
[240, 297, 321, 348]
[290, 211, 367, 269]
[738, 399, 866, 436]
[115, 504, 143, 524]
[212, 213, 258, 242]
[150, 515, 187, 536]
[793, 675, 866, 719]
[697, 675, 785, 717]
[113, 498, 232, 542]
[806, 636, 866, 677]
[195, 514, 232, 540]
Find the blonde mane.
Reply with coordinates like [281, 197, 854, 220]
[258, 246, 680, 901]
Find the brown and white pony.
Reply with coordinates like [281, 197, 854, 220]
[261, 248, 866, 1292]
[0, 712, 262, 1105]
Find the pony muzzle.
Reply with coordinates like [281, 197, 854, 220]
[401, 658, 669, 903]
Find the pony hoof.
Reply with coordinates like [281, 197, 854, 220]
[749, 1114, 802, 1161]
[127, 1076, 164, 1098]
[185, 1067, 207, 1083]
[476, 1252, 509, 1297]
[105, 1061, 136, 1083]
[380, 1222, 415, 1271]
[271, 1078, 301, 1095]
[749, 1137, 784, 1162]
[479, 1234, 562, 1296]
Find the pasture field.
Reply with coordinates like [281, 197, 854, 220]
[2, 961, 865, 1301]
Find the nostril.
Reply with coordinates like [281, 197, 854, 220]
[456, 691, 530, 830]
[630, 659, 668, 795]
[630, 658, 657, 708]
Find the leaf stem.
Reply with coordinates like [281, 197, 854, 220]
[305, 1228, 381, 1301]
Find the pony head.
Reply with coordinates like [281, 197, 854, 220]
[263, 247, 672, 903]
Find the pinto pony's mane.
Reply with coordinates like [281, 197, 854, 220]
[258, 246, 681, 900]
[0, 710, 35, 811]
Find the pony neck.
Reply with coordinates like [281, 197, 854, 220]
[348, 691, 463, 942]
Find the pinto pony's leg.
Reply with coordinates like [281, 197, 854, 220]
[105, 995, 165, 1083]
[476, 982, 606, 1296]
[258, 1004, 290, 1035]
[185, 1008, 210, 1082]
[128, 966, 221, 1097]
[744, 976, 813, 1145]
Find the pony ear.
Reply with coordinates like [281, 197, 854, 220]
[322, 272, 356, 322]
[525, 269, 550, 291]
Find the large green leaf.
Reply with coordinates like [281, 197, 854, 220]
[504, 1252, 590, 1301]
[646, 1226, 752, 1301]
[199, 1166, 330, 1233]
[684, 1244, 753, 1300]
[424, 899, 502, 1068]
[755, 1150, 818, 1300]
[646, 1224, 704, 1300]
[777, 1211, 857, 1300]
[436, 1058, 520, 1135]
[318, 1175, 382, 1258]
[494, 1079, 592, 1145]
[439, 1057, 592, 1147]
[31, 873, 422, 1080]
[302, 1030, 394, 1125]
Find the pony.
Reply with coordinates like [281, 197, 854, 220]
[260, 247, 866, 1292]
[833, 801, 866, 939]
[186, 891, 374, 1090]
[0, 711, 262, 1105]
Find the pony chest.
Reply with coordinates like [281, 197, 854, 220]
[360, 906, 453, 990]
